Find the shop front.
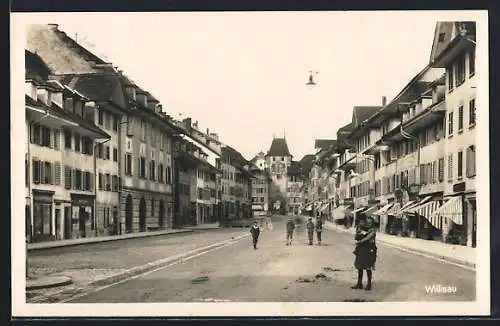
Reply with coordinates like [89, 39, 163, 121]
[70, 193, 95, 238]
[32, 189, 55, 243]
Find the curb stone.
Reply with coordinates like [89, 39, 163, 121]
[26, 276, 73, 290]
[324, 222, 475, 268]
[27, 229, 194, 252]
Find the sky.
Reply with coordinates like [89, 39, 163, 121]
[26, 12, 443, 160]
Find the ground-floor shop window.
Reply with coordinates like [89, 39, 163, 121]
[33, 202, 53, 241]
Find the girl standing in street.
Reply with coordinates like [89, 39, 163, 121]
[352, 215, 377, 290]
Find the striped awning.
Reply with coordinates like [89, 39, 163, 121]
[387, 203, 401, 215]
[430, 196, 463, 225]
[407, 200, 442, 229]
[332, 205, 347, 220]
[363, 206, 378, 215]
[319, 202, 330, 212]
[353, 207, 367, 214]
[394, 200, 417, 215]
[372, 203, 394, 215]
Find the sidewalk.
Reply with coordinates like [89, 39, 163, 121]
[183, 223, 220, 230]
[324, 221, 475, 268]
[27, 229, 192, 251]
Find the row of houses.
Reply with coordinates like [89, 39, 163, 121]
[303, 21, 477, 248]
[25, 24, 254, 243]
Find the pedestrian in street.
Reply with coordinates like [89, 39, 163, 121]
[315, 216, 324, 245]
[286, 218, 295, 245]
[351, 215, 377, 291]
[306, 218, 315, 245]
[250, 221, 261, 250]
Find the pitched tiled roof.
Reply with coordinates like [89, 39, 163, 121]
[27, 24, 100, 75]
[298, 154, 315, 174]
[429, 22, 455, 64]
[56, 73, 127, 110]
[266, 138, 291, 157]
[25, 95, 109, 138]
[287, 161, 303, 177]
[314, 139, 337, 150]
[352, 106, 382, 127]
[222, 146, 250, 168]
[25, 50, 52, 81]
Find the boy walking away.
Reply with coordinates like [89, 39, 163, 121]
[286, 218, 295, 245]
[316, 216, 324, 245]
[250, 221, 261, 249]
[306, 218, 315, 245]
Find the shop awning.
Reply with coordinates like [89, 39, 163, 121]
[407, 200, 442, 229]
[353, 207, 366, 214]
[429, 196, 463, 225]
[363, 206, 378, 215]
[319, 202, 330, 213]
[393, 200, 417, 215]
[372, 203, 394, 215]
[387, 203, 401, 216]
[332, 205, 348, 220]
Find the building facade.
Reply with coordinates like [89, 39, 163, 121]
[320, 21, 477, 248]
[265, 137, 293, 214]
[25, 51, 110, 243]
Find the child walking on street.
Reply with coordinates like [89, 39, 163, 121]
[306, 218, 315, 245]
[286, 218, 295, 245]
[250, 221, 261, 250]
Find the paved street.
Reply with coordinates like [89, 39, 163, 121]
[57, 215, 475, 303]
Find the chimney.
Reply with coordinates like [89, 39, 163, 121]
[206, 128, 210, 135]
[382, 96, 387, 106]
[183, 118, 192, 130]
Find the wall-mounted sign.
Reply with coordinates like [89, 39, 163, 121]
[453, 182, 466, 193]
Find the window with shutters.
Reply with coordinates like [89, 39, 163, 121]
[106, 146, 110, 160]
[458, 106, 464, 132]
[64, 129, 72, 149]
[64, 165, 72, 189]
[432, 161, 437, 183]
[105, 173, 111, 191]
[112, 114, 119, 132]
[53, 129, 60, 150]
[456, 54, 466, 86]
[32, 159, 40, 184]
[125, 153, 132, 176]
[98, 173, 104, 190]
[469, 99, 476, 127]
[43, 162, 52, 184]
[98, 109, 104, 125]
[113, 175, 119, 192]
[31, 124, 41, 145]
[75, 169, 82, 190]
[139, 157, 146, 178]
[104, 111, 110, 130]
[54, 162, 61, 185]
[466, 145, 476, 178]
[87, 172, 93, 191]
[74, 133, 81, 152]
[166, 166, 172, 184]
[448, 112, 454, 136]
[457, 150, 463, 179]
[447, 64, 454, 91]
[448, 154, 453, 181]
[82, 170, 87, 190]
[469, 51, 475, 76]
[159, 163, 164, 182]
[438, 158, 445, 182]
[41, 126, 51, 147]
[420, 165, 426, 185]
[113, 148, 118, 162]
[150, 160, 156, 181]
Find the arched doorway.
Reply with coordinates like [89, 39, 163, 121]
[159, 200, 165, 228]
[139, 197, 146, 232]
[125, 195, 133, 233]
